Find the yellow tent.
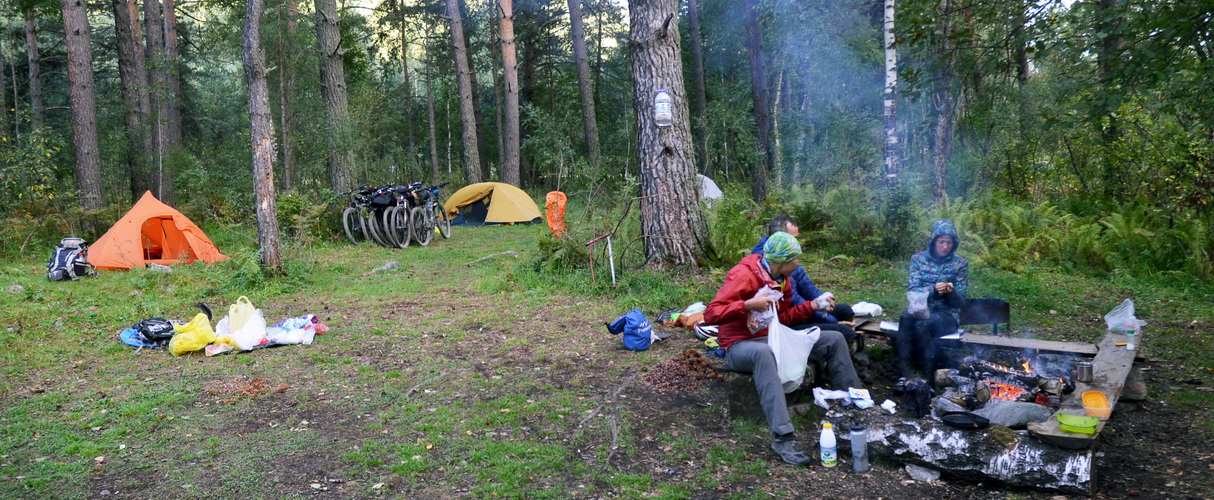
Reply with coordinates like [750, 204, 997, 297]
[443, 182, 541, 225]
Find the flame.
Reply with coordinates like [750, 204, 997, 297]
[1022, 360, 1033, 374]
[983, 380, 1028, 401]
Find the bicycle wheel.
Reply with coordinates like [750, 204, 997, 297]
[410, 206, 433, 246]
[435, 204, 452, 239]
[366, 209, 391, 247]
[381, 207, 400, 247]
[342, 207, 366, 244]
[389, 206, 411, 248]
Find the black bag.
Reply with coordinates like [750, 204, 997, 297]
[46, 237, 97, 281]
[903, 378, 935, 418]
[134, 317, 175, 346]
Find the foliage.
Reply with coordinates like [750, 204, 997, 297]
[0, 129, 66, 215]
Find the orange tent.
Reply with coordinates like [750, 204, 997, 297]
[88, 191, 229, 270]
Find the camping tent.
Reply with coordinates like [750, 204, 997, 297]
[444, 182, 542, 225]
[698, 174, 723, 206]
[88, 191, 229, 270]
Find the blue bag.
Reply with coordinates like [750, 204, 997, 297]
[605, 309, 654, 351]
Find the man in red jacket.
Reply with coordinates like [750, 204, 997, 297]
[704, 231, 863, 465]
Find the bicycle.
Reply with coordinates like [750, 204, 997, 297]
[341, 185, 376, 245]
[409, 183, 450, 246]
[382, 183, 420, 248]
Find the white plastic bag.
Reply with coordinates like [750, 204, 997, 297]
[1104, 298, 1146, 332]
[219, 309, 267, 350]
[747, 286, 784, 333]
[907, 290, 930, 319]
[767, 305, 821, 393]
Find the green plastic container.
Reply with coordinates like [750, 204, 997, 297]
[1057, 413, 1098, 435]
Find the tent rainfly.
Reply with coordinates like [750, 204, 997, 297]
[88, 191, 229, 270]
[444, 182, 542, 225]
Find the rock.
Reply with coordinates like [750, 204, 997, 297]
[371, 261, 398, 274]
[147, 263, 173, 272]
[932, 397, 965, 416]
[905, 464, 941, 482]
[852, 351, 870, 368]
[934, 369, 956, 388]
[974, 401, 1054, 429]
[1120, 366, 1148, 401]
[5, 285, 23, 293]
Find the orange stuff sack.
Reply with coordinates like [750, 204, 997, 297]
[545, 191, 567, 238]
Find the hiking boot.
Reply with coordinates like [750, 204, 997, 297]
[771, 437, 812, 466]
[893, 377, 907, 396]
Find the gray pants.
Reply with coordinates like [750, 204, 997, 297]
[725, 330, 862, 435]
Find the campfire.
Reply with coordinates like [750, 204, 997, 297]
[937, 348, 1079, 411]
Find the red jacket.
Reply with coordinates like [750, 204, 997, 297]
[704, 254, 817, 349]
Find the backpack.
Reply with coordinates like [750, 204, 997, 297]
[46, 237, 97, 281]
[134, 317, 176, 346]
[605, 309, 656, 351]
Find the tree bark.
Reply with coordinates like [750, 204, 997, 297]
[144, 0, 173, 202]
[628, 0, 710, 268]
[459, 0, 490, 180]
[61, 0, 105, 210]
[883, 0, 901, 188]
[424, 27, 440, 184]
[499, 0, 520, 185]
[744, 0, 770, 202]
[315, 0, 355, 191]
[112, 0, 154, 200]
[568, 0, 600, 167]
[25, 12, 43, 130]
[489, 4, 504, 176]
[398, 5, 416, 168]
[0, 47, 7, 136]
[163, 0, 182, 147]
[242, 0, 284, 272]
[931, 0, 954, 205]
[686, 0, 708, 173]
[446, 0, 482, 184]
[1095, 0, 1124, 198]
[277, 0, 299, 191]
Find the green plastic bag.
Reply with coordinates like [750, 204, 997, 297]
[169, 313, 217, 356]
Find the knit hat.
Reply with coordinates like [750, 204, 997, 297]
[762, 231, 802, 264]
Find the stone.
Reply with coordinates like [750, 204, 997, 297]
[905, 464, 941, 482]
[932, 397, 965, 416]
[1120, 366, 1148, 401]
[974, 401, 1054, 429]
[147, 263, 173, 272]
[371, 261, 399, 273]
[5, 285, 23, 293]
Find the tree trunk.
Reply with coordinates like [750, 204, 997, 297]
[242, 0, 284, 272]
[1095, 0, 1123, 198]
[6, 48, 17, 137]
[61, 0, 105, 210]
[931, 0, 954, 205]
[446, 0, 482, 184]
[489, 4, 504, 176]
[25, 12, 43, 130]
[687, 0, 708, 173]
[883, 0, 901, 187]
[398, 6, 416, 168]
[424, 27, 440, 184]
[628, 0, 710, 268]
[0, 47, 7, 136]
[112, 0, 154, 200]
[568, 0, 600, 166]
[163, 0, 182, 147]
[144, 0, 173, 202]
[278, 0, 298, 191]
[315, 0, 355, 191]
[459, 0, 490, 180]
[744, 0, 770, 202]
[499, 0, 520, 186]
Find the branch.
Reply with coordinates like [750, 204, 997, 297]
[462, 251, 519, 266]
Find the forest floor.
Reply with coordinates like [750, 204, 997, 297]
[2, 223, 1212, 499]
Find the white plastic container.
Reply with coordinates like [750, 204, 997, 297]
[654, 90, 672, 127]
[820, 422, 837, 467]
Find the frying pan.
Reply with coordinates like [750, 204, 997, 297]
[941, 411, 991, 430]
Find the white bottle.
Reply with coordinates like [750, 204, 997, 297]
[654, 90, 673, 127]
[820, 422, 837, 467]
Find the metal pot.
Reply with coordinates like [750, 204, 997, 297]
[1076, 361, 1094, 383]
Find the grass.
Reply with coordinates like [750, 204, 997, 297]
[1, 217, 1213, 498]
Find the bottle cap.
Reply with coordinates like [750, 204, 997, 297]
[822, 422, 832, 429]
[851, 425, 865, 432]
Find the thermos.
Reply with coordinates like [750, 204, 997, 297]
[850, 425, 869, 472]
[1076, 361, 1094, 383]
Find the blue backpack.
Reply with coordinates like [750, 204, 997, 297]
[605, 309, 654, 351]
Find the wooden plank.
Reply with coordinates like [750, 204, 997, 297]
[1027, 332, 1137, 449]
[962, 333, 1098, 355]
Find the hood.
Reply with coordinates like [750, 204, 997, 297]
[927, 220, 959, 259]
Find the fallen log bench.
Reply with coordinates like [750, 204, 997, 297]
[1025, 331, 1139, 449]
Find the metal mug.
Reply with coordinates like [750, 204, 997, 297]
[1076, 362, 1094, 383]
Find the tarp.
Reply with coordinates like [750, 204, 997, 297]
[698, 174, 723, 203]
[444, 182, 542, 225]
[88, 191, 229, 270]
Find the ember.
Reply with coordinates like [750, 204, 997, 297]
[984, 380, 1028, 401]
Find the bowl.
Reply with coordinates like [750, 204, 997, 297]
[1082, 391, 1112, 419]
[1057, 413, 1099, 434]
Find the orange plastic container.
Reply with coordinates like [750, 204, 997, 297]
[1083, 391, 1111, 419]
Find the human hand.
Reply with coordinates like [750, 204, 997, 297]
[838, 321, 855, 327]
[934, 282, 954, 294]
[745, 296, 774, 312]
[812, 294, 834, 311]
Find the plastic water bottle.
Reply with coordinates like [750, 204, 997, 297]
[820, 422, 837, 468]
[1125, 326, 1138, 350]
[850, 425, 869, 472]
[654, 90, 673, 127]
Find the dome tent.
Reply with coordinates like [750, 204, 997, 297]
[88, 191, 229, 270]
[444, 182, 542, 225]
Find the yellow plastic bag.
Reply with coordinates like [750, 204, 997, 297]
[228, 296, 255, 332]
[169, 313, 217, 356]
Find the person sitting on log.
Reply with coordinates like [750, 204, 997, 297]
[895, 220, 969, 394]
[751, 214, 858, 345]
[705, 231, 863, 466]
